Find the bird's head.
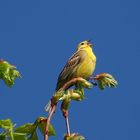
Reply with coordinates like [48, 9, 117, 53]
[77, 40, 93, 50]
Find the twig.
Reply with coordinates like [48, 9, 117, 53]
[65, 115, 70, 136]
[44, 77, 87, 140]
[44, 74, 117, 139]
[44, 105, 56, 140]
[60, 77, 84, 91]
[90, 73, 107, 80]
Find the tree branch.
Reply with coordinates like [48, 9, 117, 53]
[44, 74, 117, 140]
[44, 77, 87, 140]
[60, 77, 83, 90]
[44, 105, 56, 140]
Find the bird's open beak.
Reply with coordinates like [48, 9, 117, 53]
[87, 40, 93, 47]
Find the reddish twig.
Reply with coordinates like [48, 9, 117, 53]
[44, 105, 56, 140]
[65, 113, 70, 136]
[60, 77, 84, 91]
[90, 73, 107, 80]
[44, 77, 86, 140]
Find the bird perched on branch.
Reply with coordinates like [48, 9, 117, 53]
[56, 40, 96, 91]
[45, 40, 97, 136]
[46, 40, 96, 111]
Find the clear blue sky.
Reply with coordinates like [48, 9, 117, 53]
[0, 0, 140, 140]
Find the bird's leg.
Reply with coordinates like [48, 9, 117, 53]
[61, 97, 71, 136]
[89, 76, 98, 86]
[91, 81, 97, 86]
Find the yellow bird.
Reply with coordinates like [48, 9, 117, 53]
[56, 40, 96, 91]
[52, 40, 97, 135]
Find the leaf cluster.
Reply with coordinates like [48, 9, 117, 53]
[0, 60, 118, 140]
[94, 73, 118, 90]
[0, 60, 21, 87]
[64, 133, 85, 140]
[0, 117, 55, 140]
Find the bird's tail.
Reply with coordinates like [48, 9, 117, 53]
[45, 100, 52, 112]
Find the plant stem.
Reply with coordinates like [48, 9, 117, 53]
[60, 77, 84, 90]
[44, 105, 56, 140]
[65, 116, 70, 136]
[44, 77, 88, 139]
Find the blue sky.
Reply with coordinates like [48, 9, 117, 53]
[0, 0, 140, 139]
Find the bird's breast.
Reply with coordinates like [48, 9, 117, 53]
[75, 52, 96, 80]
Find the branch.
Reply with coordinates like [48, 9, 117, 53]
[44, 77, 90, 140]
[44, 105, 56, 140]
[59, 77, 93, 91]
[44, 74, 118, 139]
[91, 73, 118, 90]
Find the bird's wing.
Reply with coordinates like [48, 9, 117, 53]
[56, 50, 86, 90]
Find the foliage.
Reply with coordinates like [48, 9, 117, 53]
[0, 60, 118, 140]
[64, 133, 85, 140]
[51, 73, 118, 113]
[0, 119, 27, 140]
[0, 117, 55, 140]
[0, 60, 21, 87]
[93, 73, 118, 90]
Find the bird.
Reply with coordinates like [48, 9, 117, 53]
[55, 40, 96, 91]
[45, 40, 96, 111]
[45, 40, 96, 136]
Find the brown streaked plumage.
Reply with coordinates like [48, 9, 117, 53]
[55, 40, 96, 91]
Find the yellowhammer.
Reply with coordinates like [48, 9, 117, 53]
[56, 40, 96, 91]
[45, 40, 97, 136]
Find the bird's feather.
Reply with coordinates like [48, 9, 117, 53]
[56, 50, 86, 90]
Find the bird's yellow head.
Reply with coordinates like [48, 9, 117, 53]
[77, 40, 93, 50]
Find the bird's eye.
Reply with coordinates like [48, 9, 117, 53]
[81, 43, 84, 45]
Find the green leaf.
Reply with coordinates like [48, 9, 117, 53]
[15, 123, 34, 135]
[0, 60, 21, 87]
[94, 73, 118, 90]
[61, 96, 71, 111]
[0, 134, 6, 140]
[0, 119, 15, 140]
[15, 123, 38, 140]
[13, 132, 27, 140]
[37, 117, 56, 136]
[64, 133, 85, 140]
[14, 116, 56, 140]
[29, 131, 38, 140]
[0, 119, 13, 129]
[80, 79, 93, 89]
